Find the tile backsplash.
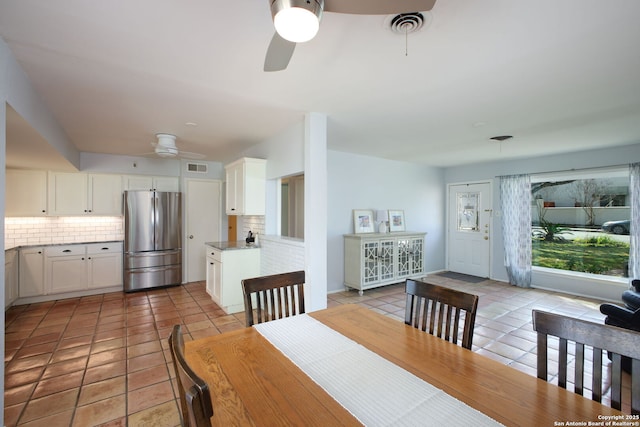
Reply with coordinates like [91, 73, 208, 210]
[5, 217, 124, 249]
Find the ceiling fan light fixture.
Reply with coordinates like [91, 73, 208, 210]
[155, 133, 178, 157]
[271, 0, 323, 43]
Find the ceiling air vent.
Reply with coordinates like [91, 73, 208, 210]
[187, 163, 208, 173]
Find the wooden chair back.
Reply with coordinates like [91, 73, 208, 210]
[404, 279, 479, 350]
[168, 325, 214, 427]
[532, 309, 640, 414]
[242, 270, 305, 327]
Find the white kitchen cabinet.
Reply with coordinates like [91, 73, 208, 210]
[19, 247, 45, 297]
[206, 252, 222, 302]
[123, 175, 179, 192]
[48, 172, 123, 215]
[5, 249, 18, 308]
[6, 170, 48, 216]
[344, 232, 426, 295]
[86, 242, 123, 289]
[45, 245, 88, 294]
[225, 157, 266, 215]
[45, 243, 124, 294]
[205, 244, 260, 313]
[88, 174, 123, 215]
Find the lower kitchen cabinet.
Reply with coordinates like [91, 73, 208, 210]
[46, 245, 88, 294]
[19, 247, 45, 298]
[16, 242, 123, 302]
[205, 245, 260, 314]
[87, 243, 123, 289]
[5, 249, 18, 308]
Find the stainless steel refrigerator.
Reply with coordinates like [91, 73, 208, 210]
[124, 190, 182, 292]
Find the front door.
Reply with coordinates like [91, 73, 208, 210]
[185, 179, 221, 282]
[447, 182, 492, 278]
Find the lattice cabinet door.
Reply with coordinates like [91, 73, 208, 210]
[378, 239, 395, 282]
[408, 237, 424, 276]
[362, 240, 380, 285]
[396, 238, 413, 279]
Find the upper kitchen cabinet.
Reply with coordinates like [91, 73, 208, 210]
[6, 170, 48, 216]
[48, 172, 123, 216]
[123, 175, 179, 192]
[225, 157, 266, 215]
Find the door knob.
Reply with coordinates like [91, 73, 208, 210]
[189, 235, 194, 239]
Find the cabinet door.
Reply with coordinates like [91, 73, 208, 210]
[123, 175, 179, 192]
[19, 248, 45, 297]
[48, 172, 88, 215]
[377, 239, 395, 282]
[409, 237, 424, 276]
[88, 174, 123, 215]
[362, 240, 379, 286]
[206, 257, 222, 302]
[87, 253, 122, 288]
[47, 255, 88, 294]
[6, 170, 48, 216]
[225, 164, 243, 215]
[5, 250, 18, 307]
[124, 175, 154, 191]
[153, 177, 180, 192]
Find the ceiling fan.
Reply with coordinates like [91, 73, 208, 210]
[264, 0, 437, 72]
[148, 134, 206, 160]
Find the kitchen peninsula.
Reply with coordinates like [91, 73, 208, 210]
[205, 241, 260, 314]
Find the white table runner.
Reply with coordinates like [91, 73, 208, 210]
[255, 314, 503, 427]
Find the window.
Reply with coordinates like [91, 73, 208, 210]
[531, 167, 630, 278]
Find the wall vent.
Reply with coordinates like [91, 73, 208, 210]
[187, 163, 208, 173]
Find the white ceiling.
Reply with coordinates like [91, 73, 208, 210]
[1, 0, 640, 170]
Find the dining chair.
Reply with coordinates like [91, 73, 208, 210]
[242, 270, 305, 327]
[532, 309, 640, 414]
[168, 325, 214, 427]
[404, 278, 479, 350]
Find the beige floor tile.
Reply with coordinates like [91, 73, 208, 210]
[128, 352, 166, 373]
[87, 348, 126, 368]
[83, 360, 127, 385]
[127, 381, 175, 414]
[72, 395, 126, 427]
[127, 401, 181, 427]
[31, 370, 83, 399]
[41, 357, 87, 379]
[4, 382, 36, 406]
[127, 340, 162, 359]
[78, 376, 126, 406]
[127, 364, 170, 391]
[17, 409, 74, 427]
[20, 388, 79, 424]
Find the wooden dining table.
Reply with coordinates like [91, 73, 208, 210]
[185, 304, 624, 426]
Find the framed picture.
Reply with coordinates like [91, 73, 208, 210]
[353, 209, 375, 233]
[388, 209, 406, 232]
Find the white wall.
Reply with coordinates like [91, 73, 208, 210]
[444, 142, 640, 298]
[327, 150, 446, 293]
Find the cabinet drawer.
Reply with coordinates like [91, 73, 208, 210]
[87, 243, 123, 255]
[45, 245, 86, 257]
[206, 247, 223, 263]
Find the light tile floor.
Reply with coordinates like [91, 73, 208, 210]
[3, 274, 621, 426]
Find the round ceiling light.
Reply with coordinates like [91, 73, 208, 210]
[271, 0, 324, 43]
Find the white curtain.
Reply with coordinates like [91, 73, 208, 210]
[500, 174, 532, 287]
[630, 163, 640, 281]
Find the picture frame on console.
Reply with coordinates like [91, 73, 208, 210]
[388, 210, 406, 232]
[353, 209, 375, 234]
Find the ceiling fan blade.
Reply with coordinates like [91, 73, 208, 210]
[324, 0, 436, 15]
[264, 32, 296, 72]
